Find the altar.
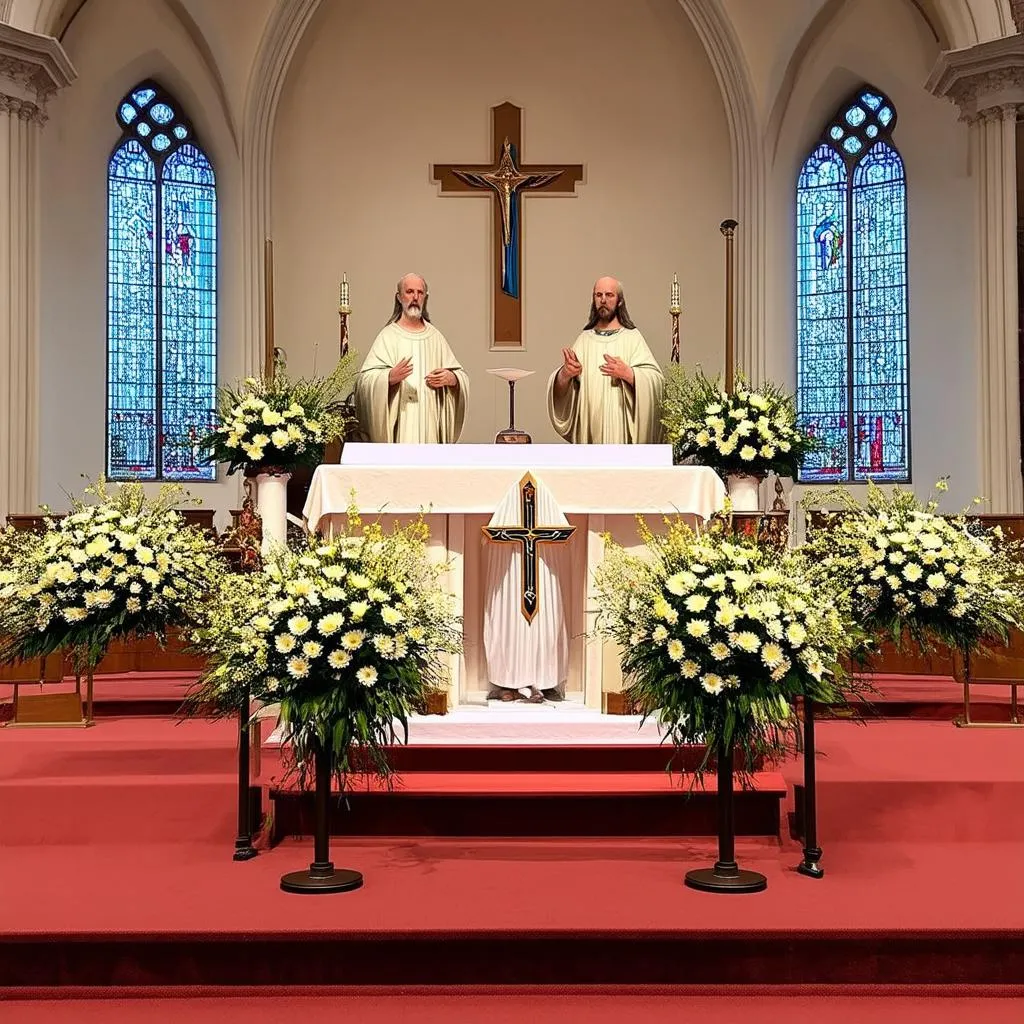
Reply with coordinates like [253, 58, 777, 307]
[303, 444, 725, 709]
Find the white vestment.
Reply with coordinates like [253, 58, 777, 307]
[482, 476, 572, 693]
[354, 322, 468, 443]
[547, 328, 664, 444]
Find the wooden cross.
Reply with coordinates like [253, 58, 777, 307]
[482, 474, 575, 623]
[433, 103, 583, 350]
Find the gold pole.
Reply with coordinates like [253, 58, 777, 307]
[669, 273, 681, 364]
[720, 219, 738, 394]
[264, 239, 276, 377]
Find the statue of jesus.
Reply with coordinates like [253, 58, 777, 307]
[547, 276, 664, 444]
[354, 273, 469, 443]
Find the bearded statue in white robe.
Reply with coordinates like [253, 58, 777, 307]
[354, 274, 469, 444]
[547, 276, 664, 444]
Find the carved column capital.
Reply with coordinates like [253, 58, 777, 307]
[926, 35, 1024, 122]
[0, 22, 75, 125]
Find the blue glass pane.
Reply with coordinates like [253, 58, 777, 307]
[878, 106, 893, 126]
[136, 122, 151, 137]
[119, 103, 137, 124]
[843, 137, 863, 155]
[851, 143, 908, 481]
[829, 126, 844, 141]
[861, 92, 883, 110]
[845, 106, 866, 127]
[173, 125, 188, 140]
[107, 141, 157, 479]
[152, 134, 171, 152]
[159, 145, 217, 481]
[797, 144, 849, 483]
[132, 87, 156, 107]
[150, 102, 175, 124]
[865, 124, 879, 138]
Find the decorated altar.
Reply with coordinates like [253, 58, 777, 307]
[303, 442, 725, 709]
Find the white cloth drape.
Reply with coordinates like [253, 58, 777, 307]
[482, 475, 573, 692]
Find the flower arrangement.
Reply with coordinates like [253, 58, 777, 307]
[0, 479, 221, 669]
[804, 480, 1024, 658]
[662, 367, 816, 479]
[595, 514, 855, 769]
[189, 511, 461, 786]
[202, 355, 357, 477]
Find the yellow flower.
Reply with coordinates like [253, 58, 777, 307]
[356, 666, 378, 687]
[739, 445, 757, 461]
[63, 607, 88, 622]
[287, 615, 312, 636]
[667, 639, 685, 661]
[709, 641, 730, 660]
[680, 660, 700, 678]
[733, 631, 760, 653]
[652, 625, 669, 642]
[271, 429, 291, 448]
[684, 594, 709, 612]
[286, 656, 309, 679]
[302, 641, 323, 659]
[349, 601, 369, 621]
[276, 634, 297, 653]
[328, 650, 352, 670]
[317, 613, 345, 636]
[342, 630, 365, 650]
[686, 620, 710, 638]
[785, 622, 807, 647]
[926, 572, 947, 591]
[381, 606, 404, 626]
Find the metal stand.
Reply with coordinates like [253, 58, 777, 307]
[233, 687, 258, 861]
[684, 735, 767, 894]
[280, 744, 364, 894]
[797, 697, 824, 878]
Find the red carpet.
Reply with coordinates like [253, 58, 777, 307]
[0, 712, 1022, 990]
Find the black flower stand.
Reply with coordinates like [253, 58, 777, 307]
[232, 685, 258, 861]
[684, 735, 768, 894]
[797, 697, 824, 878]
[280, 743, 364, 894]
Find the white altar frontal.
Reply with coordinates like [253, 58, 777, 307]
[303, 443, 726, 710]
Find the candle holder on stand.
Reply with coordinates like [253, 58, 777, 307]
[487, 368, 534, 444]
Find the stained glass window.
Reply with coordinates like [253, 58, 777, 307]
[796, 87, 909, 483]
[107, 80, 216, 481]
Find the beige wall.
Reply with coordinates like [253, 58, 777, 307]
[272, 0, 732, 446]
[767, 0, 980, 511]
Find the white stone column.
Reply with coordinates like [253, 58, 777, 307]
[0, 24, 72, 522]
[928, 38, 1024, 513]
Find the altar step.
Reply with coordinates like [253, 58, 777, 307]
[267, 769, 787, 841]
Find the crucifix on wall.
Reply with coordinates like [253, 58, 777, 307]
[433, 103, 583, 350]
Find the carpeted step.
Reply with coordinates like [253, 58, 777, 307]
[268, 770, 786, 839]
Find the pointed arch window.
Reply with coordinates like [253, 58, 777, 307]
[796, 86, 909, 482]
[107, 81, 217, 480]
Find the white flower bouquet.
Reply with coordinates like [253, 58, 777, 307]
[189, 512, 461, 786]
[595, 515, 855, 770]
[202, 356, 356, 477]
[663, 367, 816, 479]
[804, 480, 1024, 658]
[0, 480, 221, 669]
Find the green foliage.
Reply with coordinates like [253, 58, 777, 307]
[662, 366, 817, 479]
[595, 514, 858, 774]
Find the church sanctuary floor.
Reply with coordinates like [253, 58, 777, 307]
[1, 715, 1023, 994]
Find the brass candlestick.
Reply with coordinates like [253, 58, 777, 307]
[670, 273, 681, 364]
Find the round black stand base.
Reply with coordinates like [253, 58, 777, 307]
[797, 847, 824, 879]
[280, 862, 363, 895]
[685, 861, 767, 894]
[233, 844, 259, 862]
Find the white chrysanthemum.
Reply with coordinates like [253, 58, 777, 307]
[63, 607, 88, 622]
[349, 574, 371, 590]
[381, 606, 404, 626]
[275, 634, 297, 654]
[302, 641, 323, 659]
[372, 635, 395, 656]
[686, 619, 710, 638]
[679, 659, 700, 678]
[761, 642, 784, 669]
[739, 445, 757, 461]
[126, 597, 142, 613]
[287, 579, 314, 599]
[408, 625, 426, 643]
[323, 586, 347, 602]
[759, 445, 776, 459]
[902, 563, 923, 583]
[666, 573, 690, 596]
[328, 650, 352, 670]
[684, 594, 709, 613]
[349, 601, 369, 621]
[357, 666, 378, 688]
[287, 615, 312, 636]
[322, 565, 346, 581]
[715, 606, 739, 628]
[920, 591, 938, 607]
[961, 566, 982, 585]
[342, 630, 365, 650]
[134, 546, 155, 565]
[709, 641, 730, 660]
[317, 613, 345, 636]
[368, 587, 389, 603]
[141, 567, 161, 586]
[733, 631, 760, 653]
[286, 656, 309, 679]
[701, 673, 725, 695]
[667, 639, 685, 661]
[926, 572, 947, 591]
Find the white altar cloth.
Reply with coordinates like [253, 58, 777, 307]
[301, 445, 726, 709]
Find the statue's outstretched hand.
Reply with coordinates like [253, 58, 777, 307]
[425, 368, 458, 390]
[600, 354, 634, 386]
[559, 348, 583, 382]
[388, 357, 413, 386]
